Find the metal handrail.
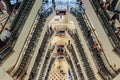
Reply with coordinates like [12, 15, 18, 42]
[90, 0, 120, 53]
[0, 0, 35, 61]
[69, 4, 117, 76]
[83, 9, 118, 74]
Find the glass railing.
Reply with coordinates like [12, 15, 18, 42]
[0, 0, 35, 61]
[69, 5, 117, 78]
[90, 0, 120, 54]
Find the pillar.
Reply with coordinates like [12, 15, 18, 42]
[63, 12, 68, 23]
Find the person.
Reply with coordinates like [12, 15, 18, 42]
[107, 0, 113, 11]
[99, 0, 104, 10]
[68, 40, 70, 44]
[50, 25, 52, 32]
[115, 28, 120, 34]
[13, 8, 16, 14]
[79, 0, 83, 6]
[111, 12, 119, 21]
[111, 12, 120, 25]
[87, 29, 91, 37]
[99, 48, 103, 53]
[93, 43, 98, 51]
[113, 64, 117, 70]
[115, 28, 120, 39]
[103, 1, 110, 12]
[60, 15, 62, 19]
[0, 28, 11, 42]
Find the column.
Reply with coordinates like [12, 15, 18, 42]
[63, 12, 68, 23]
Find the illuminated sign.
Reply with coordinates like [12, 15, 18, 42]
[10, 0, 16, 5]
[56, 10, 66, 15]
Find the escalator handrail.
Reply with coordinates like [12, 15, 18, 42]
[69, 5, 117, 75]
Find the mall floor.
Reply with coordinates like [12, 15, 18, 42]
[0, 0, 120, 80]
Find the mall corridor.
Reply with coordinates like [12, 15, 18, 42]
[0, 0, 120, 80]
